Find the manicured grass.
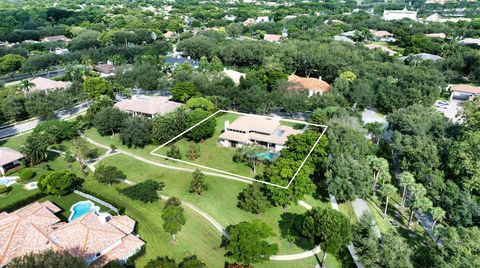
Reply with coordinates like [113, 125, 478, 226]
[0, 184, 40, 211]
[156, 113, 262, 177]
[0, 133, 29, 151]
[82, 178, 227, 267]
[97, 154, 314, 254]
[339, 202, 357, 224]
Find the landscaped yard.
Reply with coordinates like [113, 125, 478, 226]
[0, 130, 353, 268]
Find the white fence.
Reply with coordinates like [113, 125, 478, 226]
[74, 190, 120, 215]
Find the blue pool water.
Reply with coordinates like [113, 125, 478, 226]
[0, 178, 17, 185]
[68, 201, 99, 221]
[255, 152, 279, 161]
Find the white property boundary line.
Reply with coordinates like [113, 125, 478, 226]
[150, 110, 328, 189]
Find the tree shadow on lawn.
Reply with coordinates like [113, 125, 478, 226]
[278, 212, 314, 250]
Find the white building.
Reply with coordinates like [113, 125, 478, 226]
[219, 116, 303, 151]
[256, 16, 270, 23]
[383, 8, 417, 21]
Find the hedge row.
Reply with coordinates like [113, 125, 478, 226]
[0, 191, 47, 212]
[78, 187, 126, 215]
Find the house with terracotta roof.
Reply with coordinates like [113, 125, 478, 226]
[0, 201, 144, 267]
[263, 34, 282, 43]
[219, 116, 303, 151]
[364, 44, 396, 56]
[287, 74, 331, 97]
[448, 84, 480, 100]
[0, 147, 24, 175]
[424, 33, 447, 39]
[29, 77, 70, 93]
[114, 96, 182, 117]
[93, 62, 115, 77]
[41, 35, 71, 43]
[222, 69, 246, 85]
[369, 30, 395, 42]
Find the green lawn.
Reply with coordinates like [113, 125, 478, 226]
[97, 154, 315, 254]
[0, 184, 41, 211]
[0, 133, 29, 151]
[0, 131, 353, 268]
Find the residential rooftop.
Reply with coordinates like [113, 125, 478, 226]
[114, 96, 182, 117]
[29, 77, 69, 93]
[0, 201, 144, 267]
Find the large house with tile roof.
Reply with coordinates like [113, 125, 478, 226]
[114, 96, 182, 117]
[0, 201, 144, 267]
[219, 116, 303, 151]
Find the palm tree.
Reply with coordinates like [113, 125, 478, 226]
[399, 172, 415, 214]
[430, 207, 446, 231]
[379, 183, 397, 218]
[407, 183, 426, 228]
[367, 155, 390, 192]
[414, 196, 432, 231]
[19, 79, 35, 96]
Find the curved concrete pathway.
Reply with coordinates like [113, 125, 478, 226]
[82, 135, 253, 185]
[51, 134, 322, 261]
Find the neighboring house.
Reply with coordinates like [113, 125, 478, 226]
[165, 56, 199, 69]
[114, 96, 182, 117]
[163, 31, 175, 39]
[425, 13, 471, 23]
[256, 16, 270, 23]
[284, 15, 297, 20]
[29, 77, 69, 93]
[426, 0, 448, 4]
[424, 33, 447, 39]
[0, 201, 144, 267]
[448, 84, 480, 100]
[459, 38, 480, 47]
[369, 30, 395, 42]
[333, 35, 356, 44]
[398, 53, 443, 62]
[263, 34, 282, 43]
[93, 62, 115, 77]
[52, 48, 69, 55]
[287, 74, 331, 96]
[224, 15, 236, 21]
[364, 44, 396, 56]
[242, 18, 255, 26]
[41, 35, 70, 43]
[0, 147, 24, 175]
[219, 115, 303, 151]
[223, 69, 246, 85]
[383, 8, 417, 21]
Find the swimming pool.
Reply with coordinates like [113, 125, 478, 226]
[68, 201, 100, 222]
[0, 177, 17, 187]
[255, 152, 279, 161]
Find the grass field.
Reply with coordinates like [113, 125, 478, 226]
[0, 131, 355, 267]
[98, 154, 315, 254]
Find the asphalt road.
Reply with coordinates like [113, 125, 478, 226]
[0, 101, 90, 139]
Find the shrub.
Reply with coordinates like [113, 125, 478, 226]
[0, 185, 8, 194]
[19, 168, 36, 181]
[119, 180, 165, 203]
[166, 145, 182, 159]
[38, 170, 83, 196]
